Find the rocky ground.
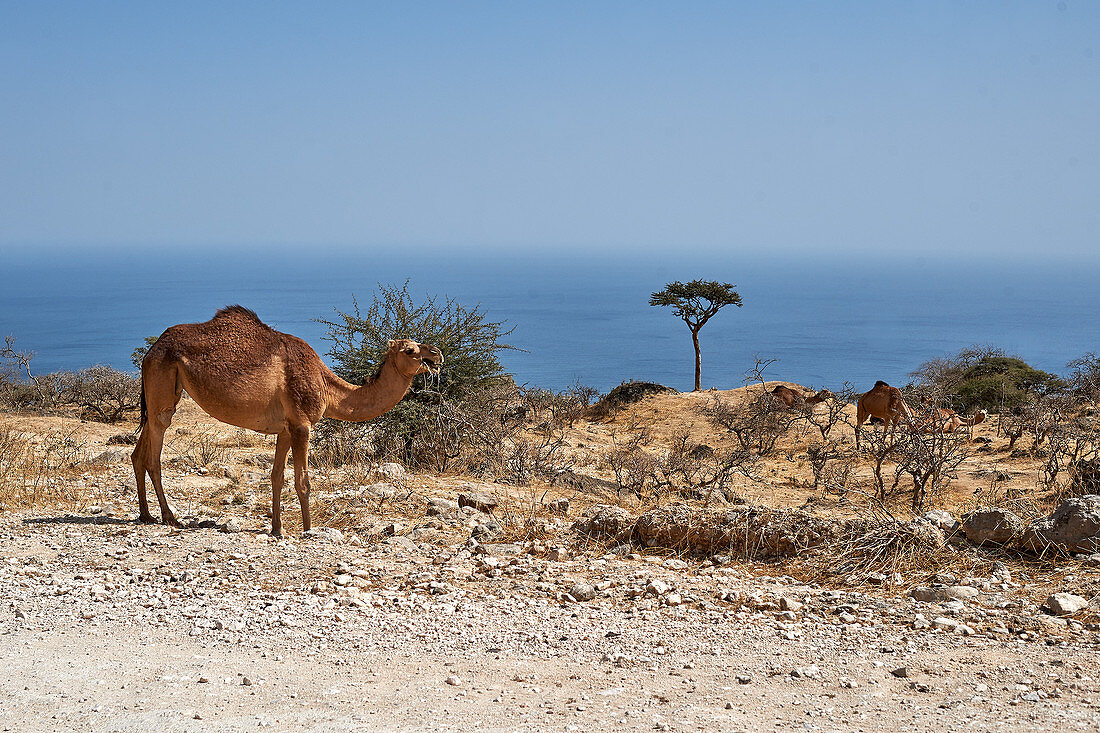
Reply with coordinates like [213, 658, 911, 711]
[2, 390, 1100, 731]
[3, 503, 1100, 732]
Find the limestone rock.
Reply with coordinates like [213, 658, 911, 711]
[1024, 495, 1100, 554]
[569, 583, 597, 602]
[93, 449, 130, 465]
[920, 509, 959, 533]
[376, 462, 407, 482]
[779, 597, 803, 613]
[961, 509, 1023, 545]
[1046, 592, 1089, 616]
[458, 491, 498, 515]
[573, 505, 636, 544]
[910, 587, 948, 603]
[303, 527, 343, 543]
[426, 497, 458, 516]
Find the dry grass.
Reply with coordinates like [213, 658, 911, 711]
[167, 425, 232, 468]
[0, 423, 96, 509]
[800, 519, 980, 586]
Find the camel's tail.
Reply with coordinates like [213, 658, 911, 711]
[138, 375, 147, 431]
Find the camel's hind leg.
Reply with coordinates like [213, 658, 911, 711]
[270, 431, 292, 537]
[289, 424, 313, 532]
[132, 362, 183, 527]
[131, 431, 155, 523]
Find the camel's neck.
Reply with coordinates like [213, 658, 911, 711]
[322, 359, 415, 422]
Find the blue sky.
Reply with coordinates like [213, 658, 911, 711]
[1, 1, 1096, 258]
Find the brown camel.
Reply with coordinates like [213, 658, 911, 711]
[924, 407, 987, 433]
[855, 380, 912, 447]
[770, 385, 833, 409]
[131, 306, 443, 536]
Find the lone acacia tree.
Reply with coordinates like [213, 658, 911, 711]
[650, 280, 742, 391]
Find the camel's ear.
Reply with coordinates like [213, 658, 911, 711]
[387, 340, 396, 349]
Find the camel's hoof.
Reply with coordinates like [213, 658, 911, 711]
[163, 516, 181, 528]
[270, 530, 283, 539]
[138, 514, 157, 525]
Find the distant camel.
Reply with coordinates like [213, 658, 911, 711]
[770, 385, 833, 409]
[855, 381, 912, 447]
[924, 406, 986, 434]
[132, 306, 442, 536]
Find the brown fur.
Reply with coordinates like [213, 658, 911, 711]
[131, 306, 443, 536]
[770, 385, 833, 409]
[924, 406, 987, 433]
[855, 381, 912, 447]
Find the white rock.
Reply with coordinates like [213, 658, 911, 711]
[1046, 592, 1089, 616]
[792, 665, 821, 679]
[376, 463, 408, 482]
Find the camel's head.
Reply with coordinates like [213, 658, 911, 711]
[388, 339, 444, 377]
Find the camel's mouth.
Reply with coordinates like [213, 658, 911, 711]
[421, 358, 439, 371]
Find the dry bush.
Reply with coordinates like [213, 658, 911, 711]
[605, 430, 660, 500]
[329, 382, 579, 483]
[0, 337, 63, 412]
[170, 426, 231, 468]
[963, 476, 1046, 520]
[1024, 394, 1073, 449]
[310, 419, 372, 468]
[55, 366, 141, 423]
[0, 425, 34, 506]
[600, 429, 757, 505]
[233, 428, 269, 449]
[859, 426, 904, 500]
[998, 409, 1028, 450]
[801, 385, 855, 441]
[819, 453, 857, 499]
[807, 518, 970, 584]
[1066, 352, 1100, 403]
[807, 440, 850, 496]
[891, 426, 970, 511]
[1040, 420, 1100, 501]
[1, 340, 139, 423]
[703, 392, 798, 456]
[857, 404, 970, 511]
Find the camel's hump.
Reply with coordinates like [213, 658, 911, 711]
[213, 305, 264, 323]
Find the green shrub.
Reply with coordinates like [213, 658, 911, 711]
[317, 282, 516, 467]
[911, 346, 1064, 413]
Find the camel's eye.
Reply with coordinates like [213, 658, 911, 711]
[404, 348, 415, 354]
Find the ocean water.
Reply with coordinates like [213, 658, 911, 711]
[0, 247, 1097, 393]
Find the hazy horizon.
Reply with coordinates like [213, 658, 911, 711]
[1, 2, 1098, 261]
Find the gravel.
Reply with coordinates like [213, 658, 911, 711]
[1, 507, 1099, 732]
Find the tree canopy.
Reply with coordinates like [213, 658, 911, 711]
[649, 280, 742, 330]
[650, 280, 742, 391]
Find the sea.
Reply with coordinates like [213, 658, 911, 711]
[1, 246, 1097, 394]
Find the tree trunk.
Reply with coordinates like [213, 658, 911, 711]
[692, 328, 702, 392]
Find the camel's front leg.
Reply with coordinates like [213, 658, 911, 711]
[289, 425, 312, 532]
[270, 431, 292, 537]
